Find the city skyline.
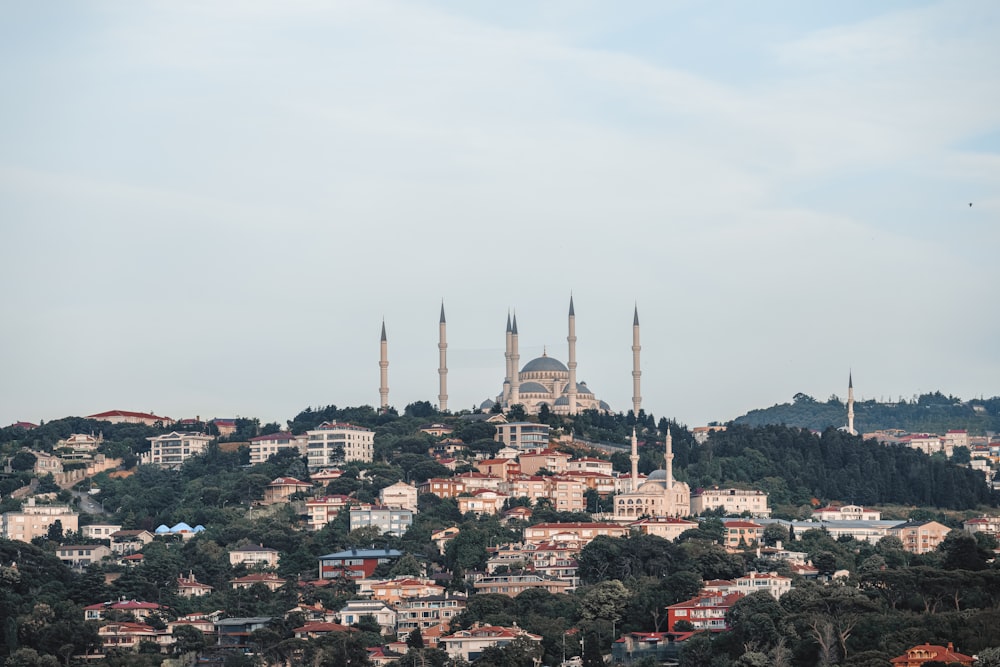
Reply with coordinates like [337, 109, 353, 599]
[1, 1, 998, 428]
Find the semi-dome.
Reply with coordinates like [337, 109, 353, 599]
[561, 382, 594, 397]
[518, 381, 549, 394]
[521, 355, 568, 373]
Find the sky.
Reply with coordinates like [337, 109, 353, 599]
[1, 0, 998, 430]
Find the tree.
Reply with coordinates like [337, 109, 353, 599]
[171, 624, 206, 656]
[406, 627, 423, 650]
[974, 646, 1000, 667]
[582, 631, 604, 667]
[9, 452, 37, 472]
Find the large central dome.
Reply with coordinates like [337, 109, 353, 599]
[521, 355, 568, 373]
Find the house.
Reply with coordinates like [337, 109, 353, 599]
[31, 450, 64, 475]
[890, 520, 951, 554]
[431, 526, 460, 554]
[630, 517, 699, 541]
[349, 505, 413, 537]
[612, 631, 695, 665]
[494, 422, 550, 450]
[84, 600, 165, 622]
[812, 505, 882, 521]
[87, 410, 173, 426]
[419, 423, 454, 437]
[230, 573, 286, 592]
[212, 418, 238, 437]
[561, 470, 617, 496]
[168, 616, 217, 636]
[306, 495, 364, 530]
[318, 548, 403, 580]
[419, 477, 469, 499]
[81, 523, 122, 540]
[293, 622, 356, 640]
[518, 449, 571, 475]
[98, 622, 172, 653]
[733, 572, 793, 599]
[890, 642, 974, 666]
[458, 489, 508, 516]
[395, 593, 468, 633]
[306, 422, 374, 469]
[523, 522, 629, 545]
[439, 623, 542, 663]
[963, 515, 1000, 537]
[337, 600, 397, 635]
[56, 544, 111, 570]
[177, 572, 214, 597]
[453, 471, 504, 492]
[666, 592, 744, 632]
[361, 577, 444, 604]
[263, 477, 311, 504]
[1, 498, 79, 542]
[310, 468, 344, 485]
[472, 573, 573, 597]
[110, 530, 156, 555]
[691, 487, 771, 518]
[248, 432, 307, 465]
[215, 617, 273, 650]
[143, 432, 212, 468]
[475, 458, 521, 482]
[721, 520, 764, 550]
[567, 457, 614, 476]
[229, 545, 280, 568]
[379, 481, 419, 511]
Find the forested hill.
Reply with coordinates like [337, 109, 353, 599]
[732, 391, 1000, 434]
[674, 424, 997, 511]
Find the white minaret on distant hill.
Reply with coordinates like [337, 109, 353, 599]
[632, 305, 641, 419]
[438, 302, 448, 413]
[847, 371, 856, 435]
[567, 296, 577, 415]
[379, 320, 389, 413]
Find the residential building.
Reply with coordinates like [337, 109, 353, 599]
[306, 495, 364, 531]
[733, 572, 792, 599]
[293, 622, 355, 640]
[691, 425, 727, 444]
[812, 505, 882, 521]
[431, 526, 460, 554]
[144, 432, 212, 468]
[1, 498, 78, 542]
[318, 549, 403, 580]
[562, 470, 617, 496]
[419, 423, 454, 437]
[310, 468, 344, 485]
[215, 617, 273, 650]
[379, 481, 419, 511]
[360, 578, 443, 604]
[56, 544, 111, 570]
[518, 449, 571, 475]
[110, 530, 155, 555]
[453, 471, 503, 492]
[177, 572, 214, 597]
[349, 505, 413, 537]
[567, 457, 614, 476]
[457, 489, 508, 516]
[630, 517, 698, 541]
[666, 592, 743, 632]
[263, 477, 311, 504]
[419, 477, 468, 499]
[890, 520, 951, 554]
[475, 458, 520, 481]
[523, 522, 628, 545]
[721, 520, 764, 550]
[691, 487, 771, 518]
[395, 593, 468, 633]
[31, 450, 64, 475]
[84, 601, 164, 622]
[440, 623, 542, 663]
[230, 573, 286, 592]
[964, 515, 1000, 537]
[248, 432, 307, 465]
[612, 631, 695, 665]
[890, 642, 974, 666]
[82, 523, 123, 540]
[98, 622, 172, 653]
[472, 573, 573, 597]
[337, 600, 396, 635]
[87, 410, 173, 426]
[229, 545, 280, 568]
[494, 422, 551, 449]
[306, 422, 374, 469]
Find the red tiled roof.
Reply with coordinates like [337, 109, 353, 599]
[87, 410, 171, 421]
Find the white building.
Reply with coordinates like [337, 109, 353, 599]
[812, 505, 882, 521]
[228, 545, 280, 568]
[690, 488, 771, 518]
[1, 498, 79, 542]
[733, 572, 793, 599]
[306, 422, 374, 469]
[248, 432, 307, 465]
[337, 600, 397, 635]
[350, 506, 414, 537]
[144, 432, 213, 468]
[379, 481, 419, 512]
[494, 422, 550, 450]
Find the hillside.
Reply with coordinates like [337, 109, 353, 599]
[733, 391, 1000, 434]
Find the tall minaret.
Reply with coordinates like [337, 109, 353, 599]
[503, 312, 513, 405]
[567, 295, 578, 415]
[630, 427, 639, 491]
[664, 426, 674, 491]
[510, 312, 521, 406]
[632, 305, 641, 419]
[438, 302, 448, 413]
[379, 320, 389, 413]
[847, 371, 855, 435]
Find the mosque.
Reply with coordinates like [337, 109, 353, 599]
[378, 296, 642, 416]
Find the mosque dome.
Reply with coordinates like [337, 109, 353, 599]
[562, 382, 594, 397]
[521, 355, 568, 373]
[518, 381, 549, 394]
[480, 398, 496, 410]
[554, 396, 569, 406]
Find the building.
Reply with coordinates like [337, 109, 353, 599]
[963, 515, 1000, 537]
[230, 573, 286, 592]
[263, 477, 311, 504]
[473, 573, 573, 597]
[337, 600, 397, 635]
[722, 520, 764, 550]
[890, 642, 974, 666]
[306, 495, 365, 531]
[614, 429, 691, 519]
[98, 622, 172, 653]
[306, 422, 374, 469]
[812, 505, 882, 521]
[82, 523, 123, 540]
[890, 520, 951, 554]
[612, 631, 695, 665]
[440, 623, 542, 663]
[630, 517, 698, 541]
[349, 505, 413, 537]
[84, 601, 165, 622]
[215, 617, 273, 650]
[518, 449, 571, 475]
[110, 529, 156, 555]
[57, 544, 111, 570]
[144, 432, 212, 468]
[733, 572, 792, 599]
[666, 592, 743, 632]
[379, 481, 419, 511]
[691, 488, 771, 518]
[1, 498, 79, 542]
[457, 490, 509, 516]
[494, 422, 551, 450]
[318, 549, 403, 580]
[360, 578, 443, 604]
[177, 572, 214, 597]
[87, 410, 173, 426]
[248, 432, 307, 465]
[395, 593, 468, 633]
[523, 522, 629, 545]
[229, 545, 280, 568]
[419, 423, 454, 437]
[567, 457, 614, 476]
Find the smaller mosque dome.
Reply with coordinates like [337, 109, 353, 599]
[518, 381, 549, 394]
[480, 398, 496, 410]
[521, 355, 569, 373]
[554, 396, 569, 406]
[647, 470, 668, 481]
[562, 382, 594, 397]
[599, 400, 611, 411]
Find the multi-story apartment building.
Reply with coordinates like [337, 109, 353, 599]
[56, 544, 111, 570]
[721, 520, 764, 550]
[812, 505, 882, 521]
[248, 432, 307, 465]
[567, 457, 614, 475]
[144, 432, 212, 468]
[666, 592, 743, 632]
[523, 522, 628, 545]
[630, 517, 699, 541]
[349, 505, 413, 537]
[306, 496, 367, 531]
[81, 523, 122, 540]
[306, 422, 374, 469]
[457, 490, 508, 516]
[1, 498, 78, 542]
[472, 573, 572, 597]
[494, 422, 550, 450]
[396, 594, 468, 633]
[517, 449, 570, 475]
[964, 515, 1000, 537]
[379, 481, 419, 511]
[228, 545, 280, 568]
[440, 624, 542, 663]
[890, 520, 951, 554]
[690, 487, 771, 518]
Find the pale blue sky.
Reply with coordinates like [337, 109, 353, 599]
[1, 1, 997, 428]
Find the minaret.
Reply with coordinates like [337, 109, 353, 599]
[503, 312, 513, 405]
[438, 302, 448, 413]
[847, 371, 855, 435]
[379, 320, 389, 413]
[664, 426, 674, 491]
[567, 295, 577, 415]
[632, 305, 641, 419]
[630, 427, 639, 491]
[510, 312, 521, 406]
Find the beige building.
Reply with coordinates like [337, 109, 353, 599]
[473, 573, 572, 597]
[82, 523, 122, 540]
[458, 490, 508, 516]
[248, 432, 307, 465]
[523, 521, 628, 545]
[1, 498, 78, 542]
[518, 449, 571, 475]
[229, 545, 280, 568]
[306, 495, 367, 531]
[144, 432, 213, 468]
[630, 517, 698, 541]
[263, 477, 312, 504]
[379, 481, 419, 511]
[812, 504, 881, 521]
[691, 487, 771, 518]
[567, 457, 614, 476]
[440, 623, 542, 663]
[733, 571, 792, 599]
[306, 422, 374, 469]
[722, 520, 764, 550]
[890, 520, 951, 554]
[57, 544, 111, 569]
[87, 410, 173, 426]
